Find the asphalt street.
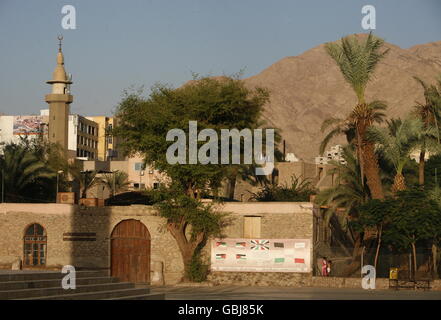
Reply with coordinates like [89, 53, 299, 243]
[152, 285, 441, 300]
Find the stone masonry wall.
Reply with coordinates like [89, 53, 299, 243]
[207, 272, 441, 290]
[0, 202, 314, 285]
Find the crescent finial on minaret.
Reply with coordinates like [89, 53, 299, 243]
[57, 35, 63, 52]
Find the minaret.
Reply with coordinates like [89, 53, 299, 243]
[45, 35, 73, 155]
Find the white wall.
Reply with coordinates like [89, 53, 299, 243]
[0, 116, 15, 145]
[68, 114, 78, 152]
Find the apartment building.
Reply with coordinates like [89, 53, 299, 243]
[86, 116, 122, 161]
[68, 114, 99, 160]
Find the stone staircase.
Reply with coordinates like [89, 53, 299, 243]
[0, 270, 165, 300]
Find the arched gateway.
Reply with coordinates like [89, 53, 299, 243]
[110, 219, 151, 283]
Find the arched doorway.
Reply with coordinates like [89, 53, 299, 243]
[111, 219, 151, 283]
[23, 223, 47, 266]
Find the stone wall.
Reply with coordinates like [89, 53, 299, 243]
[0, 202, 314, 285]
[207, 272, 441, 290]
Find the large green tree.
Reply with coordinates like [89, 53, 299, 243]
[113, 76, 270, 280]
[358, 189, 441, 278]
[114, 77, 269, 197]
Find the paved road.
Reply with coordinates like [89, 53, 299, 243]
[152, 285, 441, 300]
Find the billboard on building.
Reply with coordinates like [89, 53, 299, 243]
[210, 238, 311, 272]
[13, 116, 46, 135]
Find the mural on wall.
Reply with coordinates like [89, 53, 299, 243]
[13, 116, 46, 135]
[211, 238, 311, 272]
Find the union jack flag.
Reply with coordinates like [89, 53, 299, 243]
[250, 239, 270, 250]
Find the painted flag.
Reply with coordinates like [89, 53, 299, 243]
[274, 258, 285, 263]
[235, 242, 246, 248]
[215, 241, 227, 248]
[294, 258, 305, 264]
[250, 239, 270, 251]
[216, 254, 226, 260]
[236, 254, 246, 260]
[274, 242, 284, 248]
[294, 242, 306, 249]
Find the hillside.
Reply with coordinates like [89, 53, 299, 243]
[243, 35, 441, 161]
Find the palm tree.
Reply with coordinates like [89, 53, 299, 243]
[323, 33, 389, 200]
[413, 76, 441, 185]
[0, 142, 55, 201]
[99, 171, 130, 196]
[320, 119, 356, 155]
[69, 166, 99, 199]
[368, 118, 426, 192]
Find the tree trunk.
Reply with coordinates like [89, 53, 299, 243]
[187, 183, 196, 198]
[361, 142, 384, 200]
[343, 233, 363, 276]
[356, 132, 365, 187]
[432, 243, 438, 279]
[227, 175, 237, 200]
[374, 224, 383, 269]
[419, 150, 426, 186]
[411, 242, 417, 281]
[392, 173, 406, 193]
[166, 221, 204, 282]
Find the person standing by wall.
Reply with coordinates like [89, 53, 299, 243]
[327, 260, 332, 277]
[322, 257, 328, 276]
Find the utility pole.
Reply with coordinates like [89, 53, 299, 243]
[56, 170, 63, 203]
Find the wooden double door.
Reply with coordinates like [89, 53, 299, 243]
[111, 219, 151, 283]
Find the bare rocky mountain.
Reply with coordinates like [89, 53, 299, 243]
[243, 35, 441, 161]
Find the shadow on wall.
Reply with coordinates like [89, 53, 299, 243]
[69, 206, 153, 284]
[69, 206, 111, 274]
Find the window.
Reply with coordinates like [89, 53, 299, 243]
[23, 223, 47, 266]
[243, 216, 261, 238]
[134, 163, 144, 171]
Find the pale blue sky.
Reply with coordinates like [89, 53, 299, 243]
[0, 0, 440, 116]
